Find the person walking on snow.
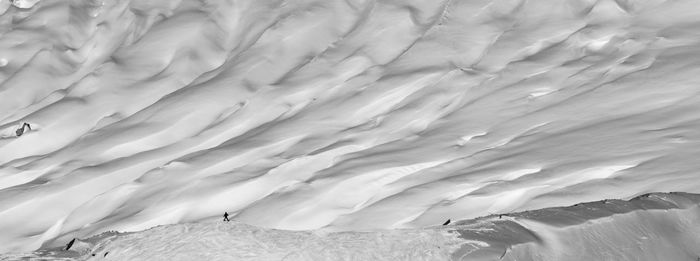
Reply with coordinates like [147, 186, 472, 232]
[223, 212, 230, 222]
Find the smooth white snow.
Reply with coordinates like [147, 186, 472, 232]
[1, 0, 700, 255]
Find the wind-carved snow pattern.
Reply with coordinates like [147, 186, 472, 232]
[3, 192, 699, 260]
[1, 0, 700, 254]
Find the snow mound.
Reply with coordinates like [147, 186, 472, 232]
[2, 0, 700, 255]
[2, 192, 698, 261]
[11, 0, 40, 9]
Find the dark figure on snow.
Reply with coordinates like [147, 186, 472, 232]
[442, 219, 451, 226]
[65, 238, 76, 251]
[223, 212, 230, 222]
[15, 123, 31, 137]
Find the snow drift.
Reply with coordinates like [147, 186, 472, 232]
[3, 192, 699, 260]
[2, 0, 700, 255]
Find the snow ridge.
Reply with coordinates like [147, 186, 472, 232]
[2, 0, 700, 254]
[2, 192, 698, 261]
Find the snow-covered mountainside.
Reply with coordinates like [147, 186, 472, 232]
[3, 192, 700, 260]
[1, 0, 700, 255]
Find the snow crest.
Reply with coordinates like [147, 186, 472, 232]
[3, 192, 699, 261]
[2, 0, 700, 254]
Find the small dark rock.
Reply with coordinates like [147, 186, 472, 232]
[65, 238, 76, 251]
[15, 123, 31, 137]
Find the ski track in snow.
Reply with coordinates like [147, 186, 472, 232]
[1, 0, 700, 254]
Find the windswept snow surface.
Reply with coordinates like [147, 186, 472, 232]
[1, 0, 700, 254]
[3, 192, 700, 260]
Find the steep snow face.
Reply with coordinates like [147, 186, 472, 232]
[452, 192, 700, 261]
[1, 0, 700, 253]
[3, 192, 699, 260]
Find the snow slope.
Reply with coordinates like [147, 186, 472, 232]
[3, 192, 700, 260]
[2, 0, 700, 254]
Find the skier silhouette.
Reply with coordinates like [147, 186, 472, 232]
[15, 123, 31, 137]
[223, 212, 230, 222]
